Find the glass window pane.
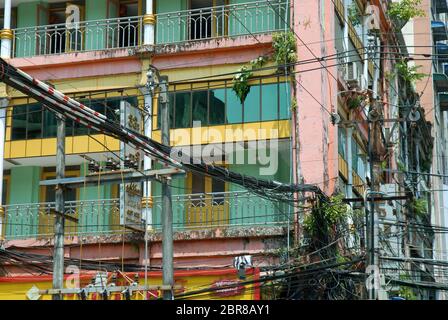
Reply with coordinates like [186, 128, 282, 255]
[351, 139, 358, 171]
[74, 120, 88, 136]
[279, 82, 290, 120]
[192, 91, 208, 126]
[262, 83, 278, 121]
[65, 118, 74, 136]
[209, 88, 226, 125]
[43, 109, 57, 138]
[227, 88, 243, 124]
[244, 84, 261, 122]
[11, 105, 27, 140]
[27, 104, 42, 139]
[157, 93, 175, 130]
[174, 92, 191, 129]
[212, 178, 225, 205]
[338, 128, 346, 158]
[106, 98, 121, 123]
[89, 99, 106, 115]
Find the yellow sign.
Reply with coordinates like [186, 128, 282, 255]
[0, 268, 260, 300]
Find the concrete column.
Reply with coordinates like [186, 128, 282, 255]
[140, 86, 153, 227]
[0, 98, 7, 238]
[1, 0, 13, 59]
[143, 0, 155, 45]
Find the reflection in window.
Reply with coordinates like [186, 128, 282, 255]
[244, 84, 261, 122]
[279, 82, 290, 120]
[10, 96, 138, 141]
[11, 105, 27, 140]
[192, 91, 208, 126]
[262, 83, 278, 121]
[43, 109, 57, 138]
[175, 92, 192, 129]
[156, 80, 291, 129]
[27, 104, 43, 139]
[209, 89, 226, 125]
[227, 88, 243, 124]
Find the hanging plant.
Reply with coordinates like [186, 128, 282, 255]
[272, 31, 297, 72]
[232, 56, 267, 104]
[388, 0, 425, 30]
[232, 66, 253, 104]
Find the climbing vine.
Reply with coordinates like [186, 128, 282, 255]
[272, 31, 298, 68]
[388, 0, 425, 30]
[232, 31, 297, 104]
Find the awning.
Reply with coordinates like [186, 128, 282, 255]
[435, 0, 448, 14]
[432, 21, 448, 41]
[436, 43, 448, 61]
[439, 92, 448, 112]
[434, 73, 448, 92]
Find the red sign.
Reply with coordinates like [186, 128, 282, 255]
[211, 279, 244, 297]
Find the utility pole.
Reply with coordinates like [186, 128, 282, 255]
[366, 33, 380, 300]
[159, 75, 174, 300]
[53, 114, 65, 300]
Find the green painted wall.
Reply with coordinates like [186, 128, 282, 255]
[78, 163, 115, 233]
[151, 162, 186, 229]
[85, 0, 118, 50]
[156, 0, 188, 43]
[228, 143, 291, 225]
[228, 0, 288, 36]
[151, 141, 291, 229]
[15, 1, 49, 57]
[6, 166, 41, 237]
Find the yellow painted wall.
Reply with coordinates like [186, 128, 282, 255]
[0, 270, 259, 300]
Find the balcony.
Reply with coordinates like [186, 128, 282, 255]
[1, 191, 291, 240]
[10, 0, 287, 59]
[432, 20, 448, 42]
[435, 0, 448, 14]
[436, 43, 448, 62]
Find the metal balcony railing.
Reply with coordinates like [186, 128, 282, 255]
[10, 0, 288, 58]
[1, 191, 291, 240]
[156, 0, 288, 44]
[13, 16, 143, 58]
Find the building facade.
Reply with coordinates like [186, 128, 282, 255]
[0, 0, 444, 300]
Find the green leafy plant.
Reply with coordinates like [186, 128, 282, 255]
[272, 31, 297, 68]
[347, 95, 363, 110]
[388, 0, 425, 29]
[348, 3, 362, 27]
[232, 66, 253, 104]
[396, 60, 426, 84]
[398, 274, 418, 300]
[232, 56, 267, 104]
[304, 194, 349, 237]
[411, 198, 428, 218]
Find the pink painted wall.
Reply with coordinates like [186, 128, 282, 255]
[293, 0, 338, 195]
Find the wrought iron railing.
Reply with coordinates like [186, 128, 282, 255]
[13, 16, 143, 58]
[11, 0, 288, 58]
[1, 191, 291, 240]
[156, 0, 288, 44]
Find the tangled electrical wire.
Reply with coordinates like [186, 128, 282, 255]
[0, 58, 325, 204]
